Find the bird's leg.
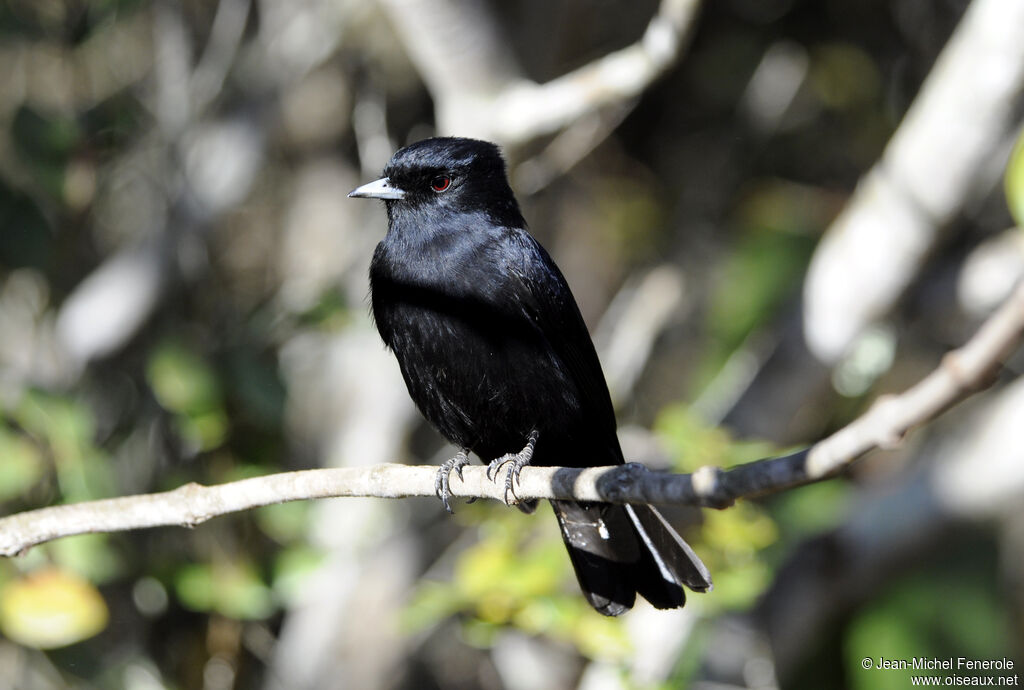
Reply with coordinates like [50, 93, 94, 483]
[485, 431, 539, 506]
[435, 449, 472, 514]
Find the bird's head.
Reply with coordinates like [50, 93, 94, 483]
[349, 137, 525, 228]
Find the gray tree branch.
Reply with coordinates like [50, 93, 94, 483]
[379, 0, 702, 146]
[2, 280, 1023, 558]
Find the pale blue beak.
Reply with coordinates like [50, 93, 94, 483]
[348, 177, 405, 200]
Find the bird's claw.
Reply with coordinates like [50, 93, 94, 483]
[435, 450, 471, 514]
[485, 431, 538, 506]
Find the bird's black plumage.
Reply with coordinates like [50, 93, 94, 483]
[350, 137, 712, 615]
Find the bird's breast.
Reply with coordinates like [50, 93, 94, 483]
[369, 278, 579, 456]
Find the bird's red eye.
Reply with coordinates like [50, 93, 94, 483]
[430, 176, 451, 192]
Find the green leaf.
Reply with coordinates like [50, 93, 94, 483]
[460, 618, 501, 649]
[401, 581, 466, 633]
[0, 568, 108, 649]
[272, 546, 324, 605]
[174, 409, 228, 451]
[654, 403, 777, 471]
[702, 502, 778, 554]
[146, 342, 222, 416]
[0, 427, 44, 502]
[175, 564, 215, 612]
[213, 564, 275, 620]
[257, 501, 311, 544]
[1005, 127, 1024, 228]
[47, 534, 122, 584]
[571, 611, 632, 661]
[770, 480, 853, 538]
[701, 560, 773, 610]
[174, 562, 275, 620]
[14, 391, 115, 501]
[706, 232, 812, 354]
[15, 390, 94, 458]
[147, 341, 228, 451]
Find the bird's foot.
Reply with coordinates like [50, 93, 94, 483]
[435, 450, 472, 514]
[486, 431, 538, 506]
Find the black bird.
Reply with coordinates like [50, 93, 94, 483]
[349, 137, 711, 615]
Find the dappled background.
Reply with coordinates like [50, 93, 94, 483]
[0, 0, 1023, 688]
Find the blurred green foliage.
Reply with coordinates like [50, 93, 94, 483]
[147, 340, 229, 452]
[14, 391, 116, 502]
[403, 406, 788, 671]
[47, 534, 122, 584]
[656, 405, 782, 611]
[845, 543, 1013, 690]
[0, 346, 300, 649]
[0, 425, 44, 502]
[768, 479, 853, 541]
[655, 403, 777, 472]
[695, 182, 820, 394]
[175, 560, 275, 620]
[0, 391, 123, 647]
[699, 503, 777, 610]
[403, 508, 633, 662]
[1007, 126, 1024, 228]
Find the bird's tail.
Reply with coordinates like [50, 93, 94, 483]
[550, 500, 712, 616]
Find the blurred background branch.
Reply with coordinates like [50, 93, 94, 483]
[379, 0, 702, 146]
[803, 0, 1024, 363]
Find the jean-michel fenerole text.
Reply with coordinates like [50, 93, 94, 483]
[873, 657, 1015, 671]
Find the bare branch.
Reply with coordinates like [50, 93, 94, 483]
[484, 0, 701, 145]
[380, 0, 702, 146]
[2, 281, 1023, 558]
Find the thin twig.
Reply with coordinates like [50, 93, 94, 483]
[2, 282, 1023, 557]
